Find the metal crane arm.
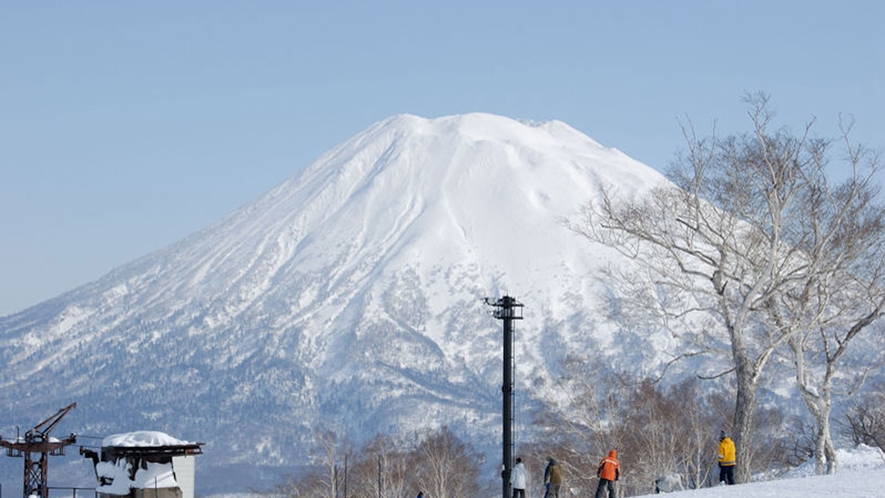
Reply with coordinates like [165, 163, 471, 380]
[29, 403, 76, 438]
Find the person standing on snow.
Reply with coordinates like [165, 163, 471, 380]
[718, 431, 736, 485]
[595, 449, 620, 498]
[544, 457, 563, 498]
[510, 457, 527, 498]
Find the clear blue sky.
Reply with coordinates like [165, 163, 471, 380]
[1, 1, 883, 316]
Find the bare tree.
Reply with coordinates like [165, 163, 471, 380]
[531, 355, 621, 495]
[273, 472, 305, 498]
[665, 379, 723, 489]
[275, 428, 486, 498]
[346, 434, 410, 498]
[615, 379, 685, 495]
[412, 426, 483, 498]
[769, 118, 885, 474]
[313, 429, 347, 498]
[533, 355, 733, 495]
[273, 429, 348, 498]
[565, 93, 867, 482]
[604, 376, 747, 495]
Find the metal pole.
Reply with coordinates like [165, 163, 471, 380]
[502, 296, 514, 498]
[486, 295, 523, 498]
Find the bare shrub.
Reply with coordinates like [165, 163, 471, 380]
[840, 383, 885, 451]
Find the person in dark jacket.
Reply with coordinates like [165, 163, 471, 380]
[543, 458, 563, 498]
[595, 449, 620, 498]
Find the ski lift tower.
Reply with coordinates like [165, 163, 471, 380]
[1, 403, 77, 498]
[484, 295, 523, 498]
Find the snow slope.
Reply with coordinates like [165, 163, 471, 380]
[203, 445, 885, 498]
[632, 445, 885, 498]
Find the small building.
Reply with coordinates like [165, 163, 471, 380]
[81, 431, 203, 498]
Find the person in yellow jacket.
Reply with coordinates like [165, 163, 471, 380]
[717, 431, 736, 485]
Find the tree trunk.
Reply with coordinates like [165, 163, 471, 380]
[732, 349, 757, 484]
[793, 329, 845, 476]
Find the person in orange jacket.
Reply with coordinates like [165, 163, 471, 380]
[595, 449, 620, 498]
[718, 431, 736, 485]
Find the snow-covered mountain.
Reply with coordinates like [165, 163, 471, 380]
[0, 113, 678, 493]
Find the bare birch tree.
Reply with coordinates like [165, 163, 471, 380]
[566, 93, 865, 482]
[315, 429, 346, 498]
[347, 434, 410, 498]
[769, 119, 885, 474]
[275, 429, 349, 498]
[412, 426, 482, 498]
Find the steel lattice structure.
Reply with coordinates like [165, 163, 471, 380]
[1, 403, 77, 498]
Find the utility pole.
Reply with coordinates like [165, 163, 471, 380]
[485, 295, 523, 498]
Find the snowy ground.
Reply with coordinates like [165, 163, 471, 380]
[204, 445, 885, 498]
[632, 444, 885, 498]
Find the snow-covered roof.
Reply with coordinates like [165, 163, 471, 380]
[102, 431, 193, 448]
